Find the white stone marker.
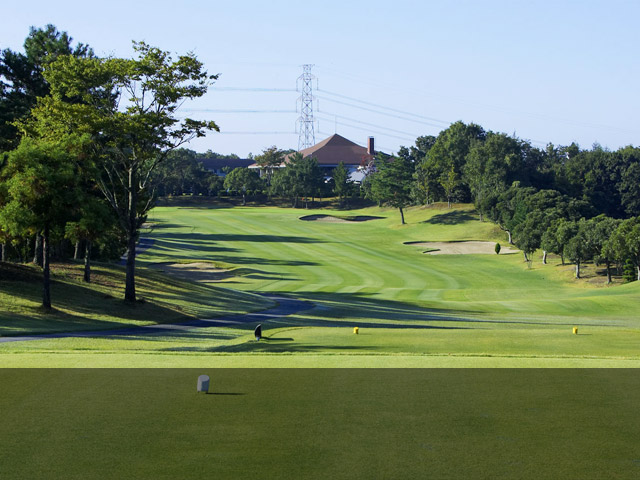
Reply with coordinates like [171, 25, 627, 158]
[197, 375, 210, 393]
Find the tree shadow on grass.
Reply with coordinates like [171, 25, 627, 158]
[153, 232, 327, 244]
[0, 277, 190, 337]
[423, 210, 477, 225]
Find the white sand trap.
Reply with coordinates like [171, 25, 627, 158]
[406, 241, 519, 255]
[149, 262, 231, 283]
[300, 214, 350, 223]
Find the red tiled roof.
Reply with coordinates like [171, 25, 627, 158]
[285, 134, 373, 166]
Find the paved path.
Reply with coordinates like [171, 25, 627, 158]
[0, 295, 313, 344]
[118, 238, 155, 266]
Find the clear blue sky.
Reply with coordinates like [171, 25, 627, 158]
[3, 0, 639, 156]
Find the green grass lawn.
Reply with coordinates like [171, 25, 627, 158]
[0, 261, 272, 337]
[1, 369, 639, 479]
[1, 202, 639, 366]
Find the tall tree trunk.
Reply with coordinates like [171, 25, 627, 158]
[0, 242, 5, 262]
[33, 235, 43, 266]
[42, 225, 51, 310]
[542, 250, 547, 265]
[124, 168, 137, 302]
[74, 240, 81, 260]
[575, 261, 581, 279]
[399, 207, 405, 225]
[560, 254, 565, 265]
[84, 240, 92, 283]
[242, 193, 246, 206]
[637, 265, 640, 282]
[125, 229, 137, 302]
[523, 251, 529, 262]
[606, 261, 612, 284]
[507, 231, 513, 244]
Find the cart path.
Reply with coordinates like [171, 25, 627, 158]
[0, 295, 313, 344]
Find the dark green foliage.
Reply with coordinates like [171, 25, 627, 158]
[563, 219, 592, 278]
[495, 243, 501, 255]
[254, 146, 284, 186]
[368, 154, 414, 224]
[422, 121, 485, 202]
[622, 259, 636, 283]
[152, 148, 221, 196]
[223, 168, 262, 205]
[332, 161, 352, 208]
[269, 153, 324, 208]
[606, 217, 640, 282]
[0, 136, 80, 307]
[35, 41, 218, 302]
[0, 25, 92, 152]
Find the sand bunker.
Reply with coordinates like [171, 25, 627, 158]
[405, 241, 519, 255]
[300, 214, 383, 223]
[149, 262, 232, 283]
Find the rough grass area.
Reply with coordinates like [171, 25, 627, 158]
[1, 369, 638, 479]
[0, 261, 272, 336]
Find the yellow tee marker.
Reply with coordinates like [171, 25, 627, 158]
[573, 327, 578, 335]
[353, 327, 359, 334]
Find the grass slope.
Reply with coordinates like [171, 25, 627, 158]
[1, 202, 638, 366]
[0, 261, 272, 337]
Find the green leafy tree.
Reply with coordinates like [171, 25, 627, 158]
[0, 137, 78, 308]
[439, 166, 460, 209]
[297, 157, 325, 208]
[65, 195, 114, 283]
[369, 155, 413, 224]
[587, 215, 621, 284]
[332, 161, 352, 208]
[606, 217, 640, 282]
[424, 121, 485, 202]
[543, 219, 578, 266]
[224, 167, 262, 205]
[0, 25, 92, 152]
[37, 42, 218, 301]
[563, 219, 592, 279]
[412, 157, 438, 205]
[254, 146, 284, 186]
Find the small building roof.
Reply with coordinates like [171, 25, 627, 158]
[285, 134, 374, 167]
[199, 157, 254, 171]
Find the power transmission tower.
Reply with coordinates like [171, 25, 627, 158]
[296, 64, 316, 151]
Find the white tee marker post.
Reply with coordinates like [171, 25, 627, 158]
[197, 375, 210, 393]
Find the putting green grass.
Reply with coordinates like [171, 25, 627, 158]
[1, 203, 639, 366]
[1, 369, 639, 479]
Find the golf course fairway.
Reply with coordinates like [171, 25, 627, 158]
[2, 203, 639, 367]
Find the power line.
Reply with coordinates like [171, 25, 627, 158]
[317, 95, 447, 130]
[183, 109, 296, 113]
[317, 114, 415, 142]
[215, 131, 296, 135]
[319, 89, 450, 126]
[210, 87, 296, 92]
[318, 112, 421, 140]
[316, 65, 640, 136]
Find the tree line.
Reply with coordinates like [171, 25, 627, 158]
[0, 25, 217, 308]
[364, 121, 640, 282]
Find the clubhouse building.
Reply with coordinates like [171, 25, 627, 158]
[249, 134, 376, 182]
